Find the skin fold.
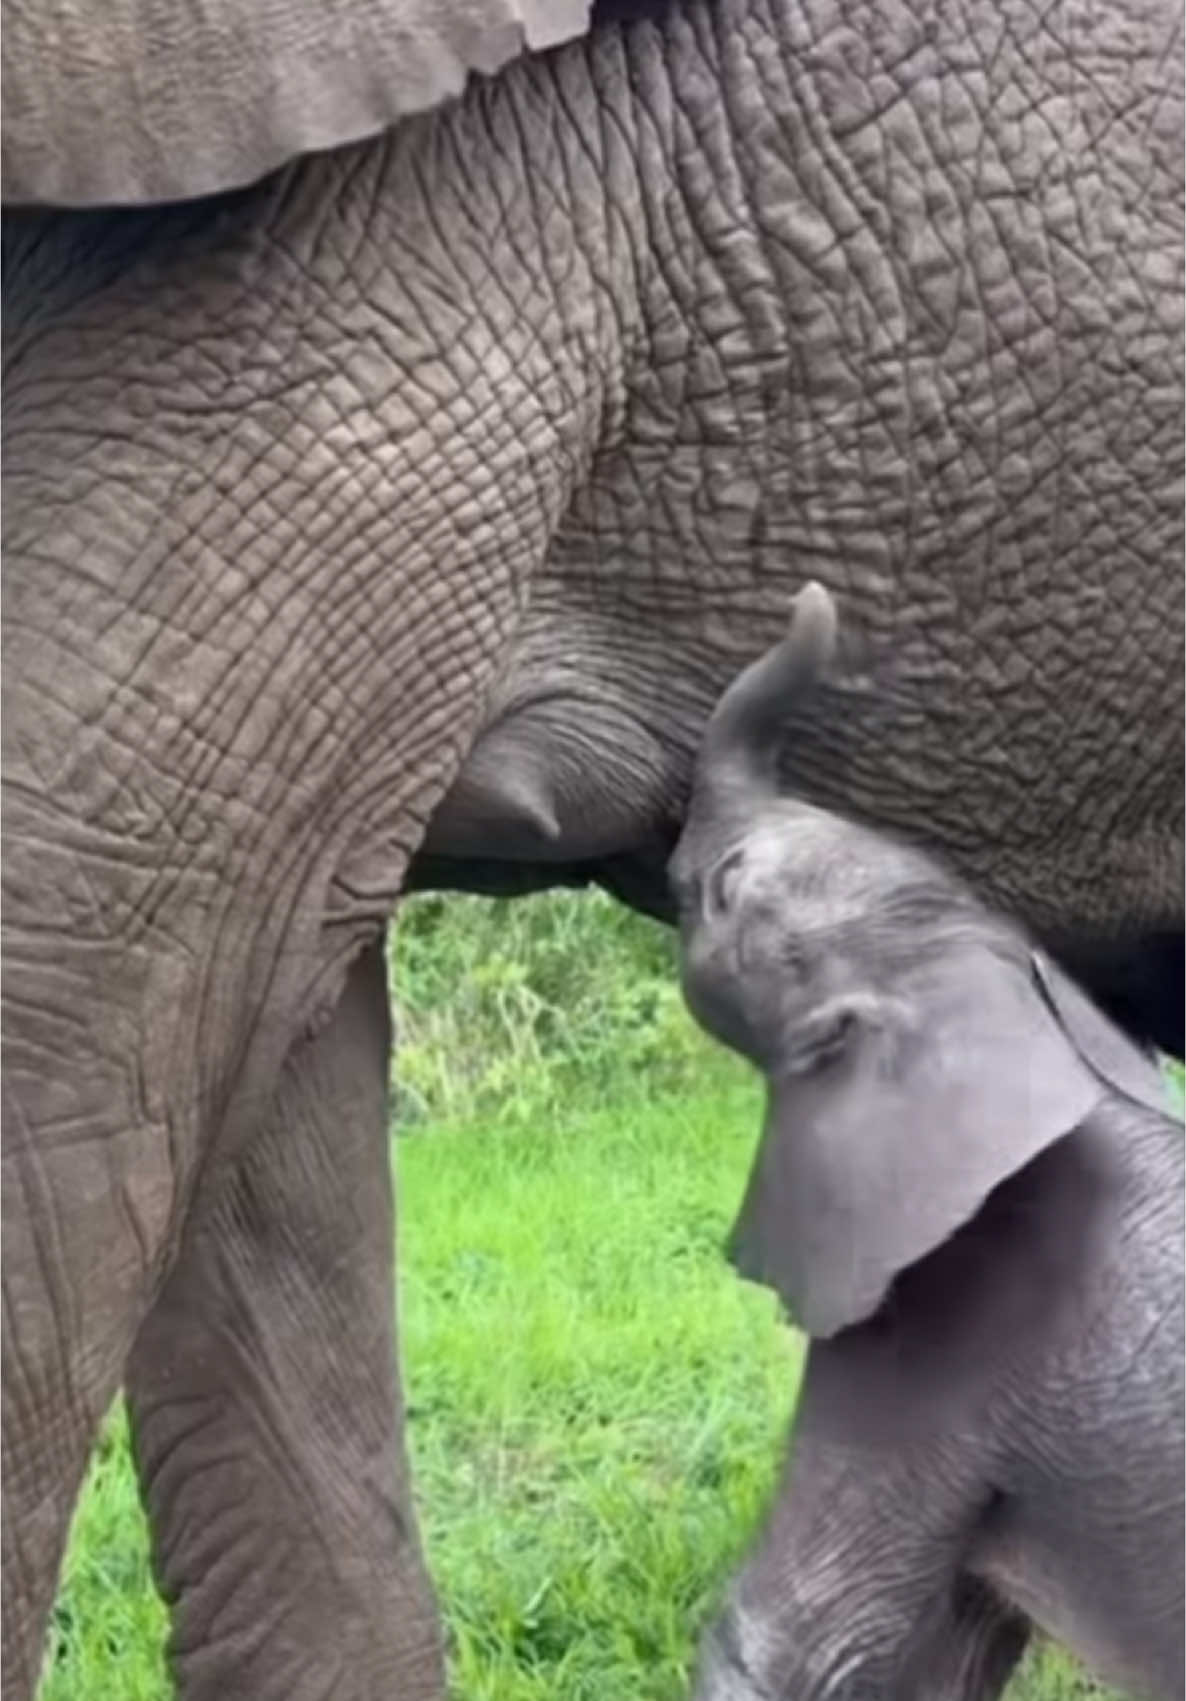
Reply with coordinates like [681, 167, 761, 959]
[2, 0, 1182, 1694]
[672, 588, 1185, 1701]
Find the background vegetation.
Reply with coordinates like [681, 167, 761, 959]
[42, 891, 1131, 1698]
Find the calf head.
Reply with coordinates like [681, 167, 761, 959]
[669, 584, 1157, 1339]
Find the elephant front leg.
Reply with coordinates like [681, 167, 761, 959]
[125, 940, 444, 1701]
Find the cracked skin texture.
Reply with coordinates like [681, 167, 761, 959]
[1, 0, 1182, 1695]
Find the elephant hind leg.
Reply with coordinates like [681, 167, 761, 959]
[125, 940, 443, 1701]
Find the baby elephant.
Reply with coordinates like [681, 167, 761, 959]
[670, 585, 1184, 1701]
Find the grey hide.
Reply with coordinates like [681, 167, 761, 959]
[3, 2, 1182, 1695]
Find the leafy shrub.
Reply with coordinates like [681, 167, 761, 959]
[389, 890, 740, 1128]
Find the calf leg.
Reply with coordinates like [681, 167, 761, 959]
[693, 1336, 997, 1701]
[909, 1574, 1029, 1700]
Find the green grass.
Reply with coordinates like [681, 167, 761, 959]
[40, 1406, 169, 1701]
[400, 1084, 796, 1699]
[39, 893, 1137, 1698]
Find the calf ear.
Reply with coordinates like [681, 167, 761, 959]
[726, 950, 1105, 1337]
[1030, 952, 1180, 1121]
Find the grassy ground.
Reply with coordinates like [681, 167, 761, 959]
[40, 892, 1130, 1698]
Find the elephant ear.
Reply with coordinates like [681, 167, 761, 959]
[1029, 951, 1181, 1121]
[726, 947, 1106, 1338]
[2, 0, 592, 206]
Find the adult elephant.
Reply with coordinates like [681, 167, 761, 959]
[2, 0, 1181, 1696]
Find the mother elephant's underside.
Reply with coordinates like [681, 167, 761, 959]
[2, 0, 1182, 1695]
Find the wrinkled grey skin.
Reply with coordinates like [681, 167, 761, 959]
[3, 0, 1183, 1695]
[3, 0, 593, 204]
[672, 588, 1185, 1701]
